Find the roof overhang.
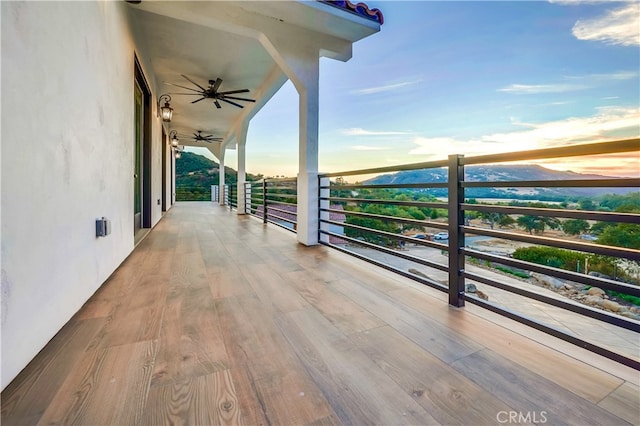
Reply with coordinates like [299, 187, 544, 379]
[126, 1, 381, 154]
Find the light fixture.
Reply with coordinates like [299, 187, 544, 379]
[158, 94, 173, 122]
[169, 130, 179, 147]
[175, 150, 182, 159]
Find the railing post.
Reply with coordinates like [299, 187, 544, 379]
[448, 154, 465, 307]
[229, 184, 233, 210]
[319, 176, 330, 244]
[262, 179, 268, 224]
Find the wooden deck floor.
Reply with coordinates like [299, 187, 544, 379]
[2, 202, 638, 425]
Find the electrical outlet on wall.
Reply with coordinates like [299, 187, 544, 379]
[157, 199, 161, 205]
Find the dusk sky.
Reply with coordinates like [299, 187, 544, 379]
[202, 1, 640, 178]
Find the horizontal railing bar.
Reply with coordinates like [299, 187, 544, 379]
[267, 219, 296, 232]
[323, 197, 447, 209]
[319, 229, 449, 272]
[463, 270, 639, 331]
[267, 213, 297, 225]
[461, 226, 640, 261]
[321, 159, 449, 178]
[324, 182, 449, 190]
[265, 192, 298, 199]
[267, 206, 298, 217]
[461, 139, 639, 165]
[462, 178, 639, 188]
[265, 186, 298, 191]
[266, 200, 297, 208]
[461, 204, 640, 223]
[463, 295, 640, 370]
[322, 219, 449, 251]
[263, 178, 297, 183]
[322, 208, 448, 230]
[463, 248, 640, 296]
[319, 236, 448, 292]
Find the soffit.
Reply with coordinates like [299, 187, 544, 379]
[127, 1, 381, 149]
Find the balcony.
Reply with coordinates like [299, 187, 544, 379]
[2, 202, 637, 425]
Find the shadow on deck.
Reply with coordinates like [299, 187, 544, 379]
[2, 202, 638, 425]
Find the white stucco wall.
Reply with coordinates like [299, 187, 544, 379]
[1, 1, 167, 390]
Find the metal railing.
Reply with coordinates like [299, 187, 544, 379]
[175, 185, 212, 201]
[211, 185, 220, 202]
[223, 184, 238, 210]
[245, 178, 298, 232]
[318, 138, 640, 369]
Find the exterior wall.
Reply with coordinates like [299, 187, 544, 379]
[1, 1, 168, 389]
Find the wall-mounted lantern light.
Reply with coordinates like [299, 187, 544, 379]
[169, 130, 179, 147]
[175, 150, 182, 159]
[158, 94, 173, 122]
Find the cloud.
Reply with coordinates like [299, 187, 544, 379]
[563, 70, 639, 82]
[341, 127, 412, 136]
[572, 3, 640, 46]
[498, 83, 589, 94]
[351, 145, 389, 151]
[498, 71, 638, 95]
[409, 106, 639, 158]
[350, 79, 422, 95]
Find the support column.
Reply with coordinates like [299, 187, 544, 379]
[259, 35, 321, 245]
[294, 56, 320, 246]
[236, 122, 249, 214]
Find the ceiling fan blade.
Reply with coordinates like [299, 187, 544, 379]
[220, 98, 244, 108]
[221, 95, 255, 102]
[165, 82, 202, 92]
[214, 100, 222, 109]
[171, 92, 204, 96]
[181, 74, 207, 91]
[191, 97, 206, 104]
[218, 89, 250, 95]
[213, 78, 223, 92]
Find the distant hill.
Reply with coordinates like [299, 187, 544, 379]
[364, 164, 638, 200]
[175, 152, 261, 200]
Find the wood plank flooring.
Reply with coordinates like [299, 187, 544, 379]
[2, 202, 638, 425]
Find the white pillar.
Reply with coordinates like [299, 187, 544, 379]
[295, 55, 320, 246]
[259, 36, 321, 245]
[236, 122, 249, 214]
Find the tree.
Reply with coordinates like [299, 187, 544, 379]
[498, 215, 516, 228]
[517, 215, 561, 235]
[597, 223, 640, 249]
[561, 219, 590, 236]
[578, 198, 595, 211]
[479, 212, 515, 230]
[479, 212, 501, 230]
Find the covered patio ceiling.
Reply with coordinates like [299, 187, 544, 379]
[127, 1, 382, 157]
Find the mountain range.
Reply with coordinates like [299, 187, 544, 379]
[364, 164, 638, 200]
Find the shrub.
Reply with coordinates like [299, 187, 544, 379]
[512, 246, 587, 271]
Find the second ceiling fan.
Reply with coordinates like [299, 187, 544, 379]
[167, 75, 256, 109]
[175, 130, 223, 144]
